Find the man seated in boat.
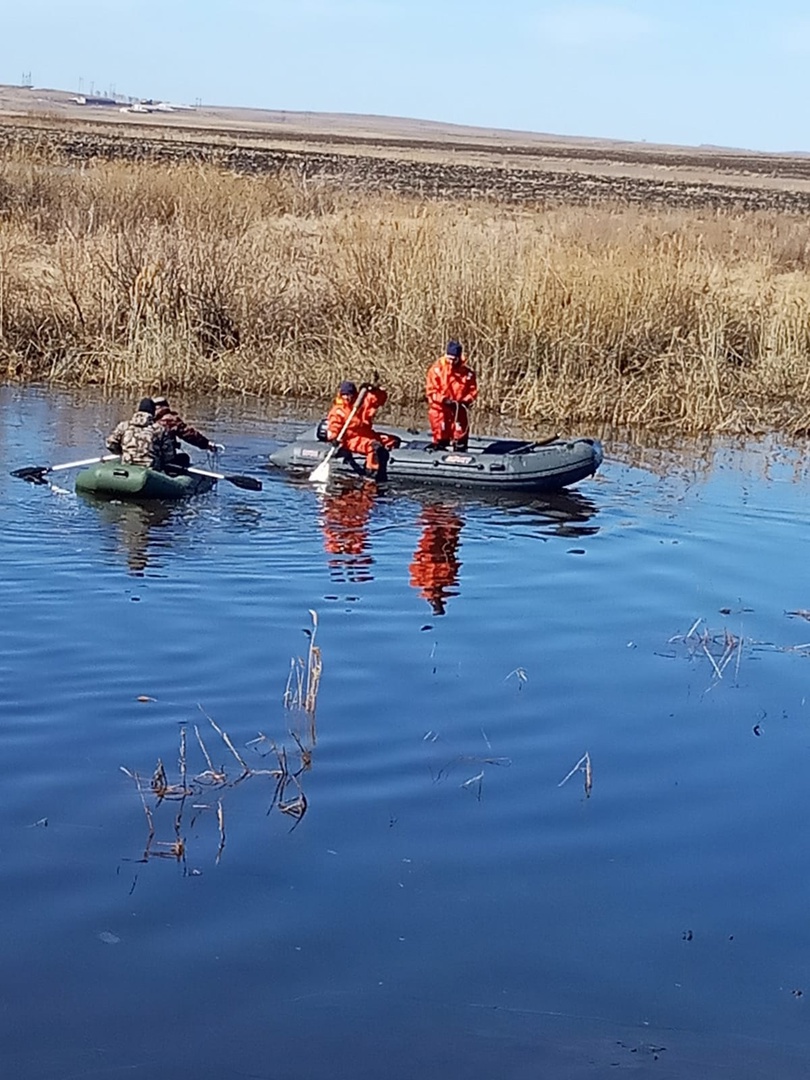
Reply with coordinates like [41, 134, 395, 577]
[106, 397, 176, 471]
[425, 340, 478, 451]
[152, 395, 224, 468]
[326, 380, 400, 481]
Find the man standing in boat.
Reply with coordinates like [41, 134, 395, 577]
[426, 340, 478, 451]
[106, 398, 175, 470]
[152, 395, 224, 469]
[326, 379, 399, 480]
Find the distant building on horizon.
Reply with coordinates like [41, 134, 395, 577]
[73, 95, 118, 107]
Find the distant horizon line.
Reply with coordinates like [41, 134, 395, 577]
[2, 80, 807, 159]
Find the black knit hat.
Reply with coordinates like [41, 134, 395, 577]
[137, 397, 155, 415]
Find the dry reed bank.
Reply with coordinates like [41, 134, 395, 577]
[3, 137, 810, 434]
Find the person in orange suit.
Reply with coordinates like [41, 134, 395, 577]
[326, 380, 400, 479]
[408, 502, 464, 616]
[320, 484, 378, 583]
[425, 340, 478, 450]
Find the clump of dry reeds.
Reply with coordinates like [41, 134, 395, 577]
[668, 617, 746, 685]
[121, 613, 322, 869]
[5, 141, 810, 432]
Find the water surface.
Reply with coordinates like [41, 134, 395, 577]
[2, 385, 810, 1079]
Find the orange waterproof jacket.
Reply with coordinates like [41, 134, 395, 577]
[425, 356, 478, 408]
[326, 387, 388, 446]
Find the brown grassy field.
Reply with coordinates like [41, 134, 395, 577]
[3, 85, 810, 435]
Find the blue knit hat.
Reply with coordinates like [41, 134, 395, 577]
[339, 380, 358, 396]
[446, 340, 462, 359]
[137, 397, 155, 415]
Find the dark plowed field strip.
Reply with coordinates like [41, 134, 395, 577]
[4, 122, 810, 213]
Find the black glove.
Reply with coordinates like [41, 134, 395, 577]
[360, 382, 372, 391]
[443, 398, 456, 407]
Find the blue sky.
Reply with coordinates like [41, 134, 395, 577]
[4, 1, 809, 152]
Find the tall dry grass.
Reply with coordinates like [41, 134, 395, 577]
[3, 144, 810, 433]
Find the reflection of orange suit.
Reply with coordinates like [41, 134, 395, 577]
[320, 484, 377, 583]
[426, 356, 478, 448]
[408, 504, 464, 616]
[326, 387, 397, 472]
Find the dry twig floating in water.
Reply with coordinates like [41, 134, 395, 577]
[461, 770, 485, 801]
[559, 752, 593, 798]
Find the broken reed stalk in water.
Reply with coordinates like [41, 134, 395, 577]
[193, 723, 227, 785]
[178, 724, 187, 794]
[669, 618, 745, 684]
[304, 610, 322, 731]
[119, 766, 155, 841]
[216, 799, 225, 865]
[124, 707, 318, 862]
[122, 611, 323, 861]
[197, 703, 251, 779]
[558, 752, 593, 798]
[284, 610, 322, 744]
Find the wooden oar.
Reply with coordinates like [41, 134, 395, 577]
[180, 465, 263, 491]
[11, 454, 117, 485]
[309, 387, 368, 483]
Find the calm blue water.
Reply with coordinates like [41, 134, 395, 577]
[2, 385, 810, 1079]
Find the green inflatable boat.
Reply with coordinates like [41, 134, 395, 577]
[75, 461, 216, 500]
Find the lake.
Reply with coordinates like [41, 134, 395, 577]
[2, 384, 810, 1079]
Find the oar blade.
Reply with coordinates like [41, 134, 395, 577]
[181, 465, 262, 491]
[225, 474, 263, 492]
[12, 455, 114, 484]
[309, 458, 332, 484]
[11, 466, 49, 484]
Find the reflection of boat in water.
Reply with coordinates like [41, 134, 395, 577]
[315, 478, 601, 615]
[79, 495, 174, 575]
[270, 424, 603, 493]
[466, 486, 601, 539]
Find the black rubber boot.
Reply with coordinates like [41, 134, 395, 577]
[367, 444, 389, 482]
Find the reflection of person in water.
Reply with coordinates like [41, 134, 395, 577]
[92, 500, 172, 576]
[408, 503, 464, 616]
[319, 483, 378, 583]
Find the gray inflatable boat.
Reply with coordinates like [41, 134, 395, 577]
[269, 424, 603, 492]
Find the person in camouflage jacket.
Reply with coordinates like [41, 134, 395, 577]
[152, 395, 223, 468]
[106, 398, 175, 470]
